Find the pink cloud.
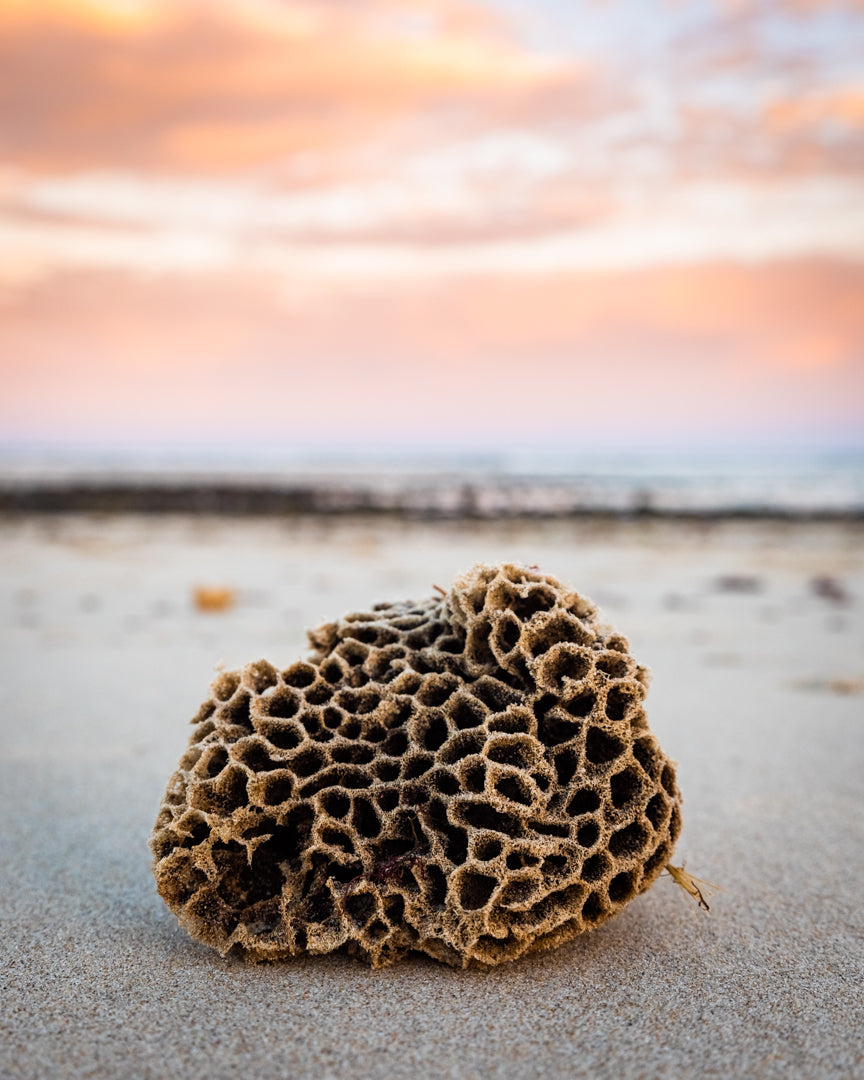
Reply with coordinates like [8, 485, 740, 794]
[2, 260, 862, 448]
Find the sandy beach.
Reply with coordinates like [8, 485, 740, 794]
[1, 513, 862, 1079]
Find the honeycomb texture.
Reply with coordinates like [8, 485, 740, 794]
[151, 563, 682, 968]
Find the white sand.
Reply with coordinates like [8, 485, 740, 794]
[1, 514, 862, 1079]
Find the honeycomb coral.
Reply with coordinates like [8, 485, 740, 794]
[151, 563, 682, 967]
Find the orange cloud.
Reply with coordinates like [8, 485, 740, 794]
[0, 0, 164, 32]
[646, 96, 864, 185]
[765, 89, 864, 131]
[0, 0, 572, 174]
[656, 2, 864, 182]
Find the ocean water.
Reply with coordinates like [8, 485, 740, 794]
[1, 446, 862, 515]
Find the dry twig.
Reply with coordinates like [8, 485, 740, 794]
[665, 863, 721, 912]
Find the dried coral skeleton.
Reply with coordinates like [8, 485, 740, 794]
[152, 562, 687, 967]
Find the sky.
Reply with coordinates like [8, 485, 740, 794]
[1, 0, 863, 458]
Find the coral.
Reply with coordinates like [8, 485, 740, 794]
[151, 563, 682, 967]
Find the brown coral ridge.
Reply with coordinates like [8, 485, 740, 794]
[151, 563, 682, 968]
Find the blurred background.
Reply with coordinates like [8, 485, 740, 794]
[1, 0, 863, 512]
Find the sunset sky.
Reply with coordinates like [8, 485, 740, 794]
[1, 0, 863, 457]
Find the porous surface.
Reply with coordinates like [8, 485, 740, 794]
[151, 562, 682, 967]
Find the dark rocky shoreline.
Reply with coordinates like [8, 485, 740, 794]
[2, 478, 862, 520]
